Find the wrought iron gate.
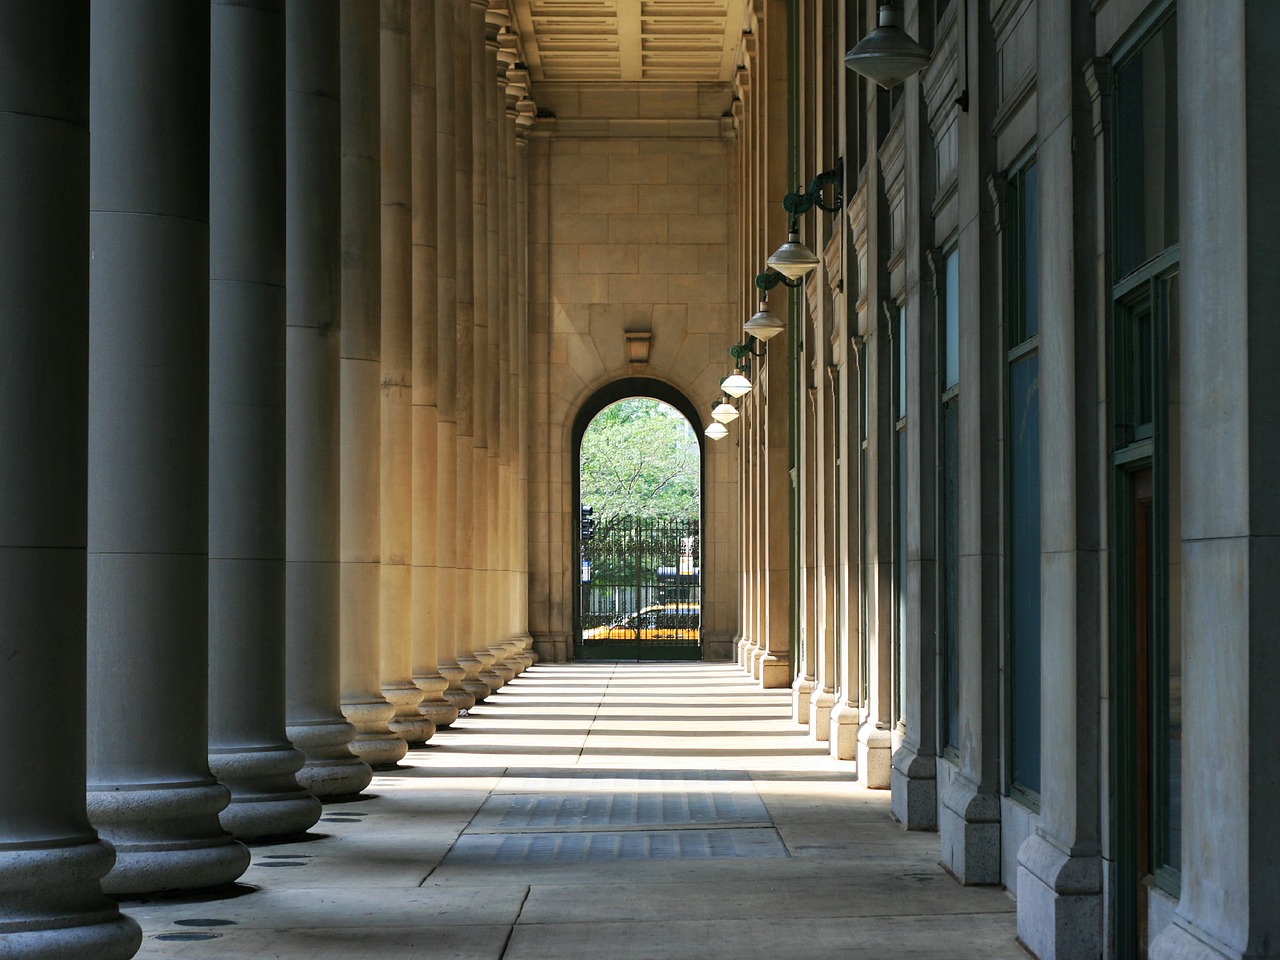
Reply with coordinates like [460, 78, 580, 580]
[576, 515, 701, 661]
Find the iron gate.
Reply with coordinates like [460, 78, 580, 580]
[576, 515, 701, 660]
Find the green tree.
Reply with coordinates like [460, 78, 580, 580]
[580, 398, 699, 524]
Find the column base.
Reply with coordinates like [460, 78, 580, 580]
[0, 836, 142, 960]
[736, 636, 749, 668]
[208, 743, 321, 840]
[87, 780, 250, 896]
[939, 772, 1001, 884]
[458, 653, 490, 701]
[792, 675, 814, 724]
[382, 680, 435, 745]
[890, 741, 937, 830]
[759, 652, 789, 689]
[439, 661, 476, 712]
[857, 721, 893, 789]
[810, 688, 836, 742]
[341, 698, 407, 769]
[1016, 832, 1102, 959]
[829, 700, 859, 761]
[414, 673, 460, 728]
[287, 717, 373, 799]
[518, 633, 538, 666]
[1150, 917, 1250, 960]
[750, 646, 765, 680]
[489, 643, 516, 685]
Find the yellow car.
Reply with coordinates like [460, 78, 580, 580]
[581, 602, 700, 641]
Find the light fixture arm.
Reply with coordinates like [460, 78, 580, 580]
[755, 268, 802, 294]
[781, 157, 844, 226]
[729, 340, 765, 367]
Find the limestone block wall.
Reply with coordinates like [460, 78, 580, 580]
[525, 83, 742, 662]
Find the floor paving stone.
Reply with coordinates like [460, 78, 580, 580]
[125, 662, 1017, 959]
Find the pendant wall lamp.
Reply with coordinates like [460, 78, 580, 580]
[705, 403, 730, 440]
[767, 158, 844, 280]
[711, 398, 740, 424]
[722, 340, 765, 399]
[743, 269, 795, 342]
[843, 2, 931, 90]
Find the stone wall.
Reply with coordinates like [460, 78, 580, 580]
[525, 82, 741, 662]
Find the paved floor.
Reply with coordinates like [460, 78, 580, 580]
[125, 662, 1021, 959]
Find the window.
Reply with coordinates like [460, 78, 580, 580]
[893, 306, 907, 725]
[1006, 160, 1040, 801]
[1110, 10, 1182, 952]
[939, 248, 960, 752]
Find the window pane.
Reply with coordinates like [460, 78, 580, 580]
[1009, 354, 1041, 794]
[897, 428, 907, 723]
[897, 311, 906, 418]
[1161, 272, 1182, 873]
[944, 250, 960, 389]
[1022, 163, 1039, 338]
[941, 399, 960, 748]
[1115, 16, 1179, 279]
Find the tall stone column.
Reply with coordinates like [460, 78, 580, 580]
[1149, 5, 1280, 959]
[87, 0, 250, 894]
[933, 0, 1002, 882]
[453, 0, 486, 703]
[380, 0, 437, 744]
[0, 4, 141, 953]
[407, 0, 455, 730]
[890, 37, 939, 828]
[338, 0, 405, 769]
[513, 88, 537, 667]
[209, 0, 322, 843]
[434, 0, 474, 713]
[285, 0, 373, 799]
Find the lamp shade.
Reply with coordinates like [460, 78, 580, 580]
[711, 401, 739, 424]
[705, 421, 729, 440]
[844, 4, 931, 89]
[767, 230, 820, 280]
[721, 373, 753, 398]
[743, 301, 785, 341]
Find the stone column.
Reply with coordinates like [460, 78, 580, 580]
[514, 92, 537, 667]
[890, 22, 939, 828]
[1013, 3, 1103, 954]
[408, 0, 456, 730]
[935, 0, 1002, 881]
[337, 0, 405, 769]
[87, 0, 250, 894]
[435, 0, 474, 713]
[285, 0, 373, 799]
[758, 2, 792, 690]
[208, 0, 321, 843]
[379, 0, 436, 745]
[0, 4, 141, 953]
[1148, 5, 1280, 960]
[454, 0, 486, 703]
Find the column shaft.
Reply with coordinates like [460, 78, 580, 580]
[209, 0, 321, 843]
[285, 0, 373, 799]
[0, 4, 141, 952]
[381, 0, 437, 743]
[338, 0, 405, 769]
[87, 0, 250, 894]
[408, 0, 457, 727]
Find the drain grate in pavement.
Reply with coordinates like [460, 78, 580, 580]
[468, 790, 771, 832]
[444, 827, 787, 864]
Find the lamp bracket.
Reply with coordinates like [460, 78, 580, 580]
[781, 157, 845, 219]
[729, 341, 765, 362]
[755, 268, 802, 293]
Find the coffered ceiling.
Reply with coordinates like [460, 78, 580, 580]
[507, 0, 750, 82]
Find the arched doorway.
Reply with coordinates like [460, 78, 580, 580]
[572, 378, 704, 661]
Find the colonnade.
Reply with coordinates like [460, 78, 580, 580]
[0, 1, 534, 953]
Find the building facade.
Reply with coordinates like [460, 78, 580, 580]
[0, 1, 1277, 959]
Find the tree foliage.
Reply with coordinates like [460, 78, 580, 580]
[580, 398, 699, 524]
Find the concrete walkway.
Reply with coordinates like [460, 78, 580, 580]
[127, 663, 1021, 959]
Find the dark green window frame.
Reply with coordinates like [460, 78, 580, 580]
[1004, 157, 1041, 807]
[1108, 6, 1182, 933]
[892, 304, 907, 726]
[938, 246, 960, 756]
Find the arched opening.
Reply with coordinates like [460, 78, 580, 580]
[572, 379, 704, 661]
